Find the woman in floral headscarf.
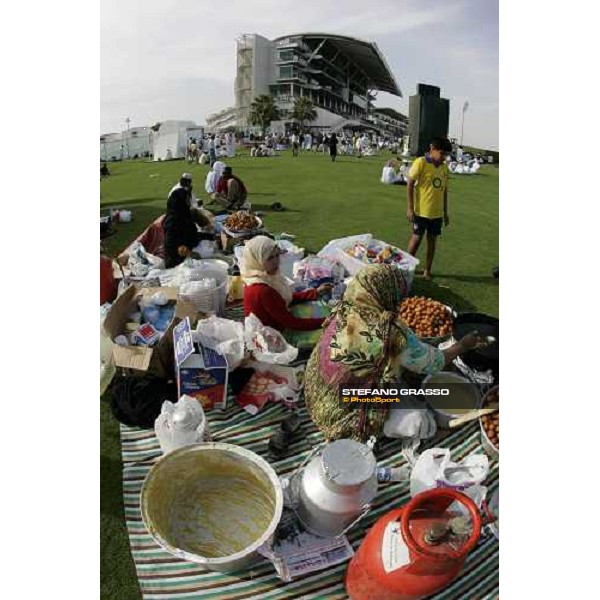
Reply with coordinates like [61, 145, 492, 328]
[303, 264, 483, 442]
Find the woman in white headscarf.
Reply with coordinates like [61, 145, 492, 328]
[204, 161, 227, 194]
[241, 236, 331, 332]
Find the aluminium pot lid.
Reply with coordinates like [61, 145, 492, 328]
[321, 439, 376, 486]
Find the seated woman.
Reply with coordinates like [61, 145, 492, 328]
[304, 264, 485, 442]
[163, 187, 205, 268]
[242, 236, 332, 332]
[204, 161, 227, 194]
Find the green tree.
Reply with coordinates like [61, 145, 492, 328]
[249, 95, 281, 135]
[291, 96, 318, 131]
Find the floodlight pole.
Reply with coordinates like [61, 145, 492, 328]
[460, 102, 468, 146]
[125, 117, 131, 159]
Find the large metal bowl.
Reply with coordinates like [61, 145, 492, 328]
[141, 443, 283, 572]
[422, 371, 480, 429]
[479, 385, 499, 461]
[222, 215, 264, 237]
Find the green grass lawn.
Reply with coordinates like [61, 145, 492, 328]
[100, 149, 498, 598]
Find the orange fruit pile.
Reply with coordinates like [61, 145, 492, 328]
[399, 296, 453, 338]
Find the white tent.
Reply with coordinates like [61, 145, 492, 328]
[152, 120, 197, 161]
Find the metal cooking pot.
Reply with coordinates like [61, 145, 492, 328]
[453, 312, 499, 373]
[292, 439, 378, 537]
[422, 371, 481, 429]
[141, 443, 283, 572]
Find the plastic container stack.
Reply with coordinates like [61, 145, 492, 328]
[178, 266, 228, 316]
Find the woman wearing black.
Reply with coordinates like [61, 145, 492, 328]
[329, 132, 338, 162]
[162, 187, 202, 268]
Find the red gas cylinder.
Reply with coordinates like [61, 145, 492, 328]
[345, 488, 482, 600]
[100, 255, 117, 305]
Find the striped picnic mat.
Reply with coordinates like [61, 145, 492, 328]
[120, 397, 499, 599]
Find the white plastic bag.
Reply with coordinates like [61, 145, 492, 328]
[154, 395, 209, 455]
[244, 314, 298, 365]
[100, 306, 116, 395]
[248, 361, 306, 408]
[196, 317, 245, 370]
[383, 398, 437, 439]
[410, 448, 489, 510]
[292, 256, 337, 283]
[123, 241, 165, 276]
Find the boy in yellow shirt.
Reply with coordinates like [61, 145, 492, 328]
[406, 137, 452, 280]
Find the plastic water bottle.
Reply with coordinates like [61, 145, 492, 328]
[332, 264, 344, 285]
[376, 467, 409, 483]
[332, 283, 344, 301]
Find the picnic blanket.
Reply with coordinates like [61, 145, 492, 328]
[283, 300, 332, 350]
[120, 397, 499, 599]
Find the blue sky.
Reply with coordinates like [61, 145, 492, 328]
[101, 0, 498, 149]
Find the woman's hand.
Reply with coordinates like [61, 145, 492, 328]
[442, 331, 488, 366]
[177, 245, 191, 258]
[458, 331, 488, 351]
[317, 283, 333, 297]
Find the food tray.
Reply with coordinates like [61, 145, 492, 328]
[416, 304, 457, 346]
[398, 299, 456, 347]
[479, 385, 499, 460]
[222, 215, 264, 238]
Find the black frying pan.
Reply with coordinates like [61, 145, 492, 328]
[453, 312, 499, 371]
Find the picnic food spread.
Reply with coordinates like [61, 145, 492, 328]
[399, 296, 454, 338]
[102, 212, 499, 597]
[225, 211, 259, 231]
[481, 386, 499, 450]
[345, 242, 406, 265]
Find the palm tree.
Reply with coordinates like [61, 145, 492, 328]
[291, 96, 318, 131]
[249, 95, 281, 136]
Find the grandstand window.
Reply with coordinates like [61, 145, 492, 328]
[279, 66, 293, 78]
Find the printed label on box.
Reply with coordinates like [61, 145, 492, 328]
[177, 344, 228, 410]
[173, 318, 194, 366]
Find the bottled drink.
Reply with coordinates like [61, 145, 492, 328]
[376, 466, 409, 483]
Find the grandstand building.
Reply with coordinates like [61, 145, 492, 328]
[233, 33, 406, 136]
[205, 106, 237, 133]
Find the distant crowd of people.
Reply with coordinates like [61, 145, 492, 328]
[187, 133, 236, 166]
[258, 130, 404, 157]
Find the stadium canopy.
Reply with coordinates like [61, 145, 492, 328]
[274, 33, 402, 97]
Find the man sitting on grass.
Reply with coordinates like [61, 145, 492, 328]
[210, 167, 249, 211]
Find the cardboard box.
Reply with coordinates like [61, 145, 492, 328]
[103, 285, 197, 379]
[173, 318, 228, 410]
